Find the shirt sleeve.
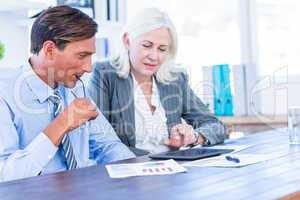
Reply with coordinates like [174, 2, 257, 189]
[0, 97, 58, 182]
[88, 108, 135, 164]
[180, 72, 228, 145]
[195, 122, 228, 145]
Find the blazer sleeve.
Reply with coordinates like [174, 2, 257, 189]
[87, 62, 111, 120]
[180, 73, 228, 145]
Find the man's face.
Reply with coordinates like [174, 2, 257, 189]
[51, 37, 96, 88]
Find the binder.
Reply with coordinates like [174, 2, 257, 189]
[95, 37, 110, 60]
[232, 65, 248, 115]
[202, 66, 214, 112]
[212, 64, 233, 116]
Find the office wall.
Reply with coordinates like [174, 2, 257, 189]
[0, 3, 293, 116]
[247, 66, 300, 116]
[289, 75, 300, 107]
[0, 11, 29, 68]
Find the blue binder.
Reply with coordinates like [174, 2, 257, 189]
[212, 64, 233, 116]
[104, 38, 109, 58]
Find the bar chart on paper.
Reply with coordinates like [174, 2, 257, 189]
[106, 160, 186, 178]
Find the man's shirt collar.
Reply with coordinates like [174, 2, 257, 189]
[22, 60, 55, 103]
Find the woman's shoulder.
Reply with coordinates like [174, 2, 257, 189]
[93, 60, 117, 72]
[165, 69, 189, 85]
[92, 60, 121, 80]
[155, 70, 189, 95]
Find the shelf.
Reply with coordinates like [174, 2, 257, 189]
[218, 115, 287, 125]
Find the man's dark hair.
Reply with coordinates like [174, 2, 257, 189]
[30, 5, 98, 54]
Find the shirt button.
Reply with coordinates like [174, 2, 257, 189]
[48, 155, 52, 160]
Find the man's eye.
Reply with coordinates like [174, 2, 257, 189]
[79, 54, 87, 59]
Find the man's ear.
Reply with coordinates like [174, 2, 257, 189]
[122, 33, 130, 49]
[42, 40, 56, 59]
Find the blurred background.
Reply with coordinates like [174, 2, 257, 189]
[0, 0, 298, 134]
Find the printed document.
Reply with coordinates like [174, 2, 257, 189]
[106, 159, 187, 178]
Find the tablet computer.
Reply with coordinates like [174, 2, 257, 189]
[149, 147, 234, 161]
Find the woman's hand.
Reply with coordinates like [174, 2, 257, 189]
[164, 123, 205, 148]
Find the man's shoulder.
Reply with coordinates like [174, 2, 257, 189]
[0, 66, 23, 90]
[0, 66, 26, 102]
[0, 66, 23, 80]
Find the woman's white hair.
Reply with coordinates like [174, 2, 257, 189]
[111, 7, 179, 84]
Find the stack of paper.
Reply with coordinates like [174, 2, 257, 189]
[183, 153, 287, 168]
[106, 159, 187, 178]
[206, 144, 252, 153]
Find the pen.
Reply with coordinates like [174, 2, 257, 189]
[225, 155, 240, 163]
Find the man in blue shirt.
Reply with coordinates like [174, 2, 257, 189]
[0, 5, 135, 182]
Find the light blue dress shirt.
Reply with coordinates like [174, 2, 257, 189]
[0, 63, 135, 182]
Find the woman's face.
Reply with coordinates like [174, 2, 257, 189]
[124, 27, 171, 79]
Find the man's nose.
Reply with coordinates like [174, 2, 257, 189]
[82, 58, 92, 73]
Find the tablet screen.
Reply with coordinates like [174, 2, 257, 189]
[149, 148, 234, 160]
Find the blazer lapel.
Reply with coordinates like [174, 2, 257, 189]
[115, 75, 136, 146]
[156, 79, 182, 135]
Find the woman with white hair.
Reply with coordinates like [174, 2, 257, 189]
[88, 8, 227, 156]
